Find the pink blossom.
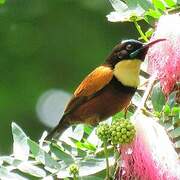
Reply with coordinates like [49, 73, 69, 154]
[117, 114, 180, 180]
[147, 14, 180, 95]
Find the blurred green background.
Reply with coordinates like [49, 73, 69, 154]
[0, 0, 138, 154]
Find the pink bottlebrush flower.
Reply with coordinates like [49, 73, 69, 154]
[147, 14, 180, 95]
[117, 114, 180, 180]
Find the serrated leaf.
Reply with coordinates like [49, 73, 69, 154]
[0, 166, 27, 180]
[17, 161, 46, 177]
[11, 123, 29, 161]
[28, 139, 60, 170]
[153, 0, 166, 11]
[151, 83, 166, 112]
[50, 143, 74, 164]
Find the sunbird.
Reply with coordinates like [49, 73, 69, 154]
[46, 39, 165, 140]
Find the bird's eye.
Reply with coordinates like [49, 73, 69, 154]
[116, 50, 127, 59]
[126, 44, 134, 51]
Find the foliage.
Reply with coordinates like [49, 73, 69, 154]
[0, 0, 179, 179]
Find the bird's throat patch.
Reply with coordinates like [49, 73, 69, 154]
[113, 59, 142, 88]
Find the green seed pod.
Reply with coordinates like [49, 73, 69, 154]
[110, 119, 136, 145]
[69, 164, 79, 176]
[121, 128, 127, 134]
[122, 134, 127, 139]
[96, 123, 111, 142]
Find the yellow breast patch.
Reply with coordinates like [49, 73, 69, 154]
[113, 59, 142, 88]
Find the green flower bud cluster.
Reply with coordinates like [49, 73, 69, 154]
[69, 164, 79, 176]
[96, 119, 136, 145]
[96, 123, 111, 142]
[110, 119, 136, 145]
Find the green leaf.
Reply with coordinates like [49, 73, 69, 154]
[27, 139, 61, 170]
[151, 83, 166, 112]
[73, 124, 84, 141]
[70, 138, 96, 152]
[132, 92, 142, 107]
[126, 0, 138, 8]
[78, 157, 115, 177]
[61, 140, 73, 153]
[167, 91, 177, 108]
[95, 146, 114, 158]
[107, 1, 145, 23]
[81, 169, 106, 180]
[163, 104, 171, 115]
[138, 0, 153, 10]
[145, 9, 162, 18]
[164, 0, 176, 7]
[112, 112, 125, 121]
[109, 0, 127, 12]
[0, 166, 26, 180]
[84, 125, 93, 136]
[11, 122, 29, 161]
[87, 128, 101, 147]
[57, 157, 115, 178]
[0, 156, 16, 165]
[169, 127, 180, 139]
[50, 143, 74, 164]
[153, 0, 166, 11]
[17, 161, 46, 178]
[172, 107, 180, 115]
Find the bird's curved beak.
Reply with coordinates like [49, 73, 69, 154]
[130, 38, 166, 60]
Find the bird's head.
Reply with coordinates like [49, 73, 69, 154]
[106, 39, 165, 67]
[106, 39, 165, 88]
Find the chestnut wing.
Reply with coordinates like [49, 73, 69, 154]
[64, 65, 113, 113]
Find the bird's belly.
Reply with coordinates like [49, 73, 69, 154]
[69, 79, 136, 125]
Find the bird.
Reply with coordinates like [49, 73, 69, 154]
[46, 39, 165, 140]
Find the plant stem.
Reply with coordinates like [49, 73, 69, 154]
[112, 147, 120, 178]
[167, 6, 180, 14]
[73, 175, 78, 180]
[134, 73, 157, 117]
[104, 142, 110, 179]
[133, 21, 148, 42]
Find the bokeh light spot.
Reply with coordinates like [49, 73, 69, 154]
[36, 89, 71, 128]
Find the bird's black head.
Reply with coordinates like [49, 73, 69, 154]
[106, 39, 165, 67]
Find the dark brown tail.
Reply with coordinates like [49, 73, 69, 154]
[45, 116, 69, 140]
